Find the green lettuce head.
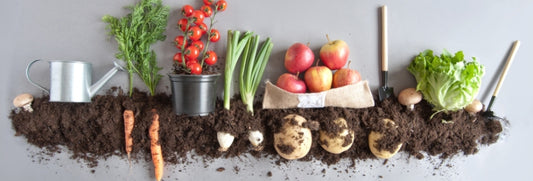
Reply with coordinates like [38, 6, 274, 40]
[407, 49, 484, 113]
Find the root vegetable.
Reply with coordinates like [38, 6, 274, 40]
[149, 109, 163, 181]
[217, 131, 235, 152]
[274, 114, 312, 160]
[123, 110, 134, 165]
[398, 88, 422, 111]
[239, 34, 273, 149]
[13, 93, 34, 112]
[319, 118, 354, 154]
[465, 99, 482, 114]
[248, 130, 264, 149]
[368, 118, 403, 159]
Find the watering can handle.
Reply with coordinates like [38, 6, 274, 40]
[26, 59, 50, 93]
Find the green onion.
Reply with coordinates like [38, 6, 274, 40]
[224, 30, 253, 110]
[239, 35, 273, 114]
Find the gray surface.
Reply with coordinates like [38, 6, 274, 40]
[1, 0, 532, 180]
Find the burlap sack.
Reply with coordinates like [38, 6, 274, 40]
[262, 80, 375, 109]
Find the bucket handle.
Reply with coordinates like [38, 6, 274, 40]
[26, 59, 50, 93]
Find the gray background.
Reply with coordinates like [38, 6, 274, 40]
[1, 0, 532, 180]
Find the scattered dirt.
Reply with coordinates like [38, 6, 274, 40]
[9, 88, 503, 169]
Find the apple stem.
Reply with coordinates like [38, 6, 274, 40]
[296, 72, 300, 77]
[325, 34, 331, 42]
[315, 59, 319, 66]
[347, 60, 352, 68]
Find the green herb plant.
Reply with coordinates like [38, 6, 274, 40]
[102, 0, 169, 96]
[408, 49, 484, 118]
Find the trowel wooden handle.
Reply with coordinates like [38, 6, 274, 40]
[381, 5, 388, 71]
[493, 40, 520, 97]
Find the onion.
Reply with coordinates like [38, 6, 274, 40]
[248, 130, 264, 149]
[217, 131, 235, 152]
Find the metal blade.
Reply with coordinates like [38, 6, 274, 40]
[378, 86, 394, 101]
[378, 70, 394, 101]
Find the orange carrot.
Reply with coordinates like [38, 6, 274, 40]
[123, 110, 134, 164]
[149, 109, 163, 181]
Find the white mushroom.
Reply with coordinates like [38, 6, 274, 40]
[13, 93, 34, 112]
[465, 99, 483, 115]
[398, 88, 422, 111]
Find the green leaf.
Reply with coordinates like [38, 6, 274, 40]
[102, 0, 169, 96]
[408, 49, 484, 112]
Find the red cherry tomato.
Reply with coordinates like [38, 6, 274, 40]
[173, 52, 184, 63]
[177, 18, 188, 32]
[201, 5, 213, 17]
[209, 29, 220, 42]
[197, 22, 208, 35]
[203, 0, 214, 5]
[216, 0, 227, 12]
[184, 46, 200, 59]
[188, 62, 202, 75]
[187, 26, 202, 41]
[204, 51, 218, 65]
[191, 10, 205, 24]
[186, 58, 198, 66]
[181, 5, 194, 17]
[191, 40, 204, 51]
[174, 35, 187, 49]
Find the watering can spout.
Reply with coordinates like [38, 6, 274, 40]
[89, 61, 125, 97]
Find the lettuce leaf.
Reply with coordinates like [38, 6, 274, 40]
[407, 49, 484, 112]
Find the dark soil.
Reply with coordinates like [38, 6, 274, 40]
[9, 88, 503, 168]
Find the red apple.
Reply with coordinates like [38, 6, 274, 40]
[332, 68, 361, 88]
[304, 66, 332, 92]
[276, 73, 307, 93]
[285, 43, 314, 74]
[319, 36, 349, 70]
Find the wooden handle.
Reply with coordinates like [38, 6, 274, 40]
[381, 5, 388, 71]
[493, 40, 520, 97]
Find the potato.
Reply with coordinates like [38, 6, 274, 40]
[319, 118, 354, 154]
[368, 118, 403, 159]
[274, 114, 312, 160]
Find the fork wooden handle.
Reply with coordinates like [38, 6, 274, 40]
[493, 40, 520, 97]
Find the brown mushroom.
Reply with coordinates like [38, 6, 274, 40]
[398, 88, 422, 111]
[465, 99, 483, 115]
[13, 93, 34, 112]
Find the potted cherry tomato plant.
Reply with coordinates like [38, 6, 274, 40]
[168, 0, 227, 116]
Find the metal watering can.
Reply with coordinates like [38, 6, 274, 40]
[26, 60, 125, 103]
